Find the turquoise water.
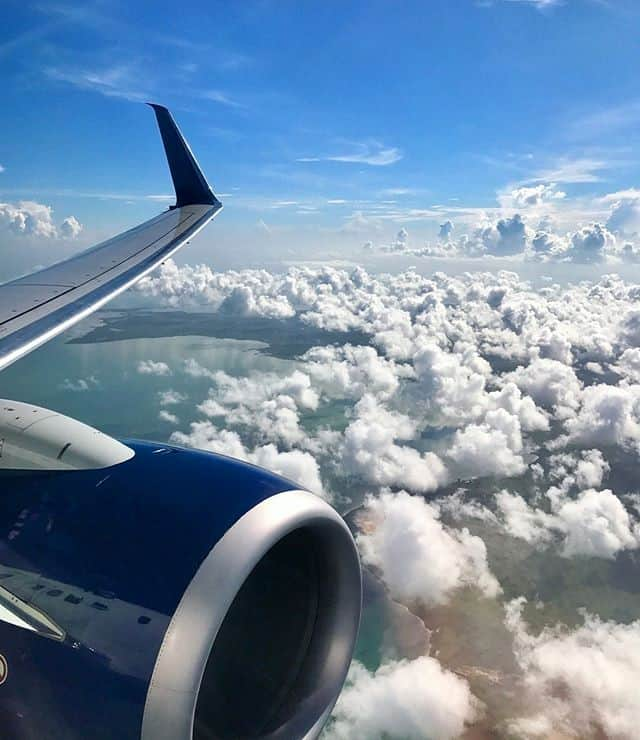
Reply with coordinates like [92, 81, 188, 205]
[0, 319, 294, 440]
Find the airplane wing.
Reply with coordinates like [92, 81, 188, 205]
[0, 104, 221, 373]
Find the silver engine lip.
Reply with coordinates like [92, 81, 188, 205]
[141, 489, 362, 740]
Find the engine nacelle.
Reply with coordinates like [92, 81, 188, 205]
[0, 403, 361, 739]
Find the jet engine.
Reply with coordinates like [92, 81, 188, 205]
[0, 401, 362, 739]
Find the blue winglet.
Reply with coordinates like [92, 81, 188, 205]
[148, 103, 221, 209]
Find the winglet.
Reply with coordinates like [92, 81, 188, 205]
[148, 103, 221, 209]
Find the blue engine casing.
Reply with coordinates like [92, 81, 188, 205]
[0, 441, 361, 739]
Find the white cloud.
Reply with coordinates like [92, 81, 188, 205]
[196, 369, 318, 447]
[341, 396, 448, 492]
[614, 347, 640, 382]
[46, 64, 148, 102]
[447, 409, 527, 480]
[557, 488, 640, 559]
[476, 214, 529, 256]
[500, 0, 563, 8]
[358, 491, 500, 607]
[501, 183, 566, 209]
[0, 200, 83, 239]
[607, 195, 640, 237]
[303, 344, 411, 401]
[159, 409, 179, 424]
[562, 383, 640, 449]
[505, 599, 640, 739]
[170, 422, 325, 495]
[532, 157, 606, 184]
[158, 389, 186, 406]
[60, 215, 83, 239]
[568, 222, 615, 263]
[297, 140, 402, 166]
[59, 375, 100, 392]
[410, 342, 491, 426]
[506, 358, 582, 418]
[498, 477, 640, 560]
[326, 657, 479, 740]
[200, 89, 244, 108]
[137, 360, 171, 376]
[572, 449, 610, 490]
[495, 490, 556, 546]
[438, 219, 454, 241]
[0, 200, 57, 238]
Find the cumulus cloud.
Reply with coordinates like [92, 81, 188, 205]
[561, 383, 640, 449]
[568, 222, 615, 263]
[326, 657, 479, 740]
[158, 389, 186, 406]
[358, 491, 500, 606]
[0, 200, 82, 239]
[497, 447, 639, 559]
[505, 598, 640, 739]
[529, 229, 569, 261]
[478, 214, 529, 256]
[395, 227, 408, 250]
[0, 200, 57, 238]
[506, 358, 582, 418]
[447, 408, 527, 480]
[137, 360, 171, 376]
[556, 488, 640, 558]
[59, 215, 83, 239]
[195, 368, 318, 447]
[438, 219, 453, 241]
[342, 396, 448, 492]
[614, 347, 640, 382]
[59, 375, 100, 392]
[501, 183, 566, 209]
[159, 409, 179, 424]
[303, 344, 412, 401]
[170, 421, 325, 495]
[568, 448, 609, 490]
[606, 189, 640, 236]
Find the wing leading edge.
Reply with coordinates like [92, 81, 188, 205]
[0, 105, 221, 373]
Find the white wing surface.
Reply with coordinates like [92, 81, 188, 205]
[0, 105, 221, 372]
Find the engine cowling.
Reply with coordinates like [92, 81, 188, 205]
[0, 406, 361, 739]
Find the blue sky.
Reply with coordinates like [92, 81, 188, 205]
[1, 0, 640, 272]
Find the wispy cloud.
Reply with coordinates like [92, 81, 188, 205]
[46, 65, 149, 102]
[567, 100, 640, 141]
[200, 89, 245, 108]
[599, 188, 640, 203]
[0, 187, 173, 202]
[479, 0, 564, 9]
[505, 0, 563, 7]
[298, 140, 403, 167]
[0, 165, 5, 174]
[530, 157, 608, 184]
[0, 3, 106, 58]
[379, 187, 420, 197]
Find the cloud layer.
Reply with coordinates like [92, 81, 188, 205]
[136, 261, 640, 738]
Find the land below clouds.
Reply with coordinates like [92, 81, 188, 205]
[69, 309, 370, 360]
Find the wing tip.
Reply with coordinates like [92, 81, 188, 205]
[147, 103, 220, 209]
